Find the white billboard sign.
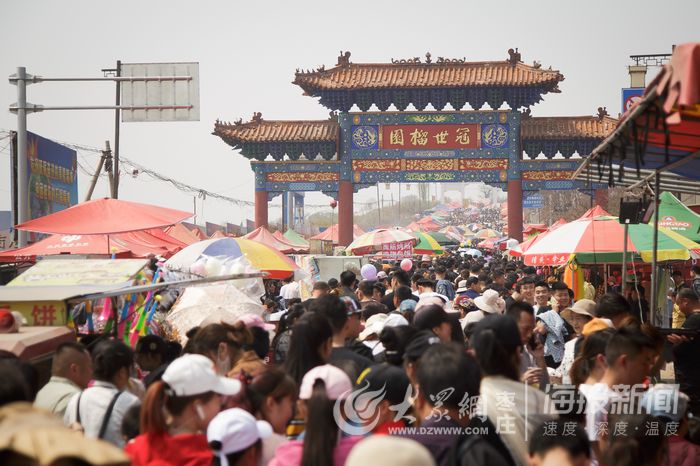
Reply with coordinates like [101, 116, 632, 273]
[120, 62, 199, 122]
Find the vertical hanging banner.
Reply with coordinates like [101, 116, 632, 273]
[13, 132, 79, 242]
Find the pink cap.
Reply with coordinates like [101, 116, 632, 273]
[237, 313, 275, 331]
[299, 364, 352, 400]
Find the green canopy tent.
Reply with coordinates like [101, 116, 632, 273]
[655, 192, 700, 243]
[283, 229, 310, 247]
[429, 231, 460, 246]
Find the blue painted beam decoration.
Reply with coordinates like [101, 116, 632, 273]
[313, 86, 554, 113]
[240, 141, 337, 161]
[248, 110, 606, 195]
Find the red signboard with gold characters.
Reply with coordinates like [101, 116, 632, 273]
[352, 158, 509, 172]
[381, 124, 480, 150]
[521, 170, 573, 181]
[267, 172, 339, 183]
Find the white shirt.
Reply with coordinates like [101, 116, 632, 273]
[552, 338, 577, 384]
[579, 382, 617, 443]
[279, 282, 300, 300]
[63, 380, 140, 448]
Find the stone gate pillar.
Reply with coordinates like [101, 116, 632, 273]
[507, 179, 524, 242]
[255, 190, 268, 229]
[338, 181, 353, 247]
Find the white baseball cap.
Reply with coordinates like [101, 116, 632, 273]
[208, 408, 272, 465]
[359, 313, 388, 341]
[162, 354, 241, 397]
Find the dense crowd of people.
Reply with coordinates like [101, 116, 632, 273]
[2, 254, 700, 466]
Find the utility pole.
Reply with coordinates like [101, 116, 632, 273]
[113, 60, 121, 198]
[10, 67, 29, 247]
[84, 141, 110, 201]
[103, 141, 115, 198]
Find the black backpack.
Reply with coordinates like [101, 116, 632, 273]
[446, 417, 516, 466]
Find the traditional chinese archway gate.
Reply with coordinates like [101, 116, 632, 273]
[215, 51, 616, 244]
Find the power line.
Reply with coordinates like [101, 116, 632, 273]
[0, 129, 376, 209]
[47, 137, 370, 208]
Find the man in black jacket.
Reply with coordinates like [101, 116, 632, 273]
[382, 271, 417, 311]
[312, 294, 373, 376]
[670, 287, 700, 415]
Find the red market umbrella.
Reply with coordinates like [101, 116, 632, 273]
[310, 224, 365, 244]
[16, 198, 192, 235]
[244, 227, 308, 254]
[415, 216, 442, 231]
[405, 222, 423, 232]
[346, 228, 416, 255]
[0, 231, 178, 263]
[164, 223, 200, 245]
[510, 218, 568, 257]
[522, 206, 699, 265]
[118, 230, 187, 255]
[475, 228, 501, 239]
[523, 224, 547, 236]
[192, 229, 207, 240]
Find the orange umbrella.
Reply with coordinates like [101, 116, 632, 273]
[16, 198, 192, 235]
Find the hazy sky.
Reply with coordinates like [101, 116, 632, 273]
[1, 0, 698, 226]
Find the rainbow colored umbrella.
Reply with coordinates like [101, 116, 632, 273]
[412, 231, 444, 255]
[440, 226, 464, 242]
[523, 206, 700, 265]
[164, 237, 299, 279]
[475, 228, 501, 239]
[346, 228, 416, 255]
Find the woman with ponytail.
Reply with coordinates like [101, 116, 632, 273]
[269, 364, 362, 466]
[244, 369, 297, 466]
[570, 328, 615, 387]
[470, 315, 554, 466]
[125, 354, 241, 466]
[283, 312, 333, 386]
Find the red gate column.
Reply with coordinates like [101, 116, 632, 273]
[338, 181, 353, 247]
[255, 190, 268, 229]
[595, 188, 609, 210]
[507, 180, 524, 243]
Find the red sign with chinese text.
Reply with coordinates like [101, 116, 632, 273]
[381, 240, 414, 259]
[381, 124, 480, 150]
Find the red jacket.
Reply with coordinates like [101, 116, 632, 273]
[667, 435, 700, 466]
[125, 432, 212, 466]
